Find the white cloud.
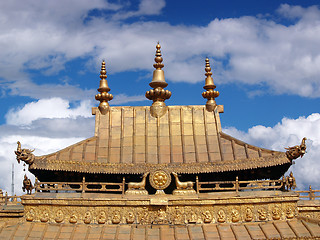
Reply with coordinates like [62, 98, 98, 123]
[0, 97, 96, 195]
[8, 80, 96, 101]
[224, 113, 320, 190]
[138, 0, 165, 15]
[0, 95, 148, 194]
[277, 4, 320, 21]
[5, 98, 93, 126]
[5, 95, 148, 126]
[0, 136, 87, 196]
[112, 0, 166, 20]
[0, 3, 320, 99]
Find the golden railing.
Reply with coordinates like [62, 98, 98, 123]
[0, 193, 21, 205]
[195, 176, 284, 193]
[35, 176, 286, 195]
[3, 177, 320, 198]
[35, 177, 126, 195]
[296, 186, 320, 200]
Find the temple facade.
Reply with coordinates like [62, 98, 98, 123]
[0, 43, 318, 240]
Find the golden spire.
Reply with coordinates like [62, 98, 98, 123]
[202, 58, 219, 112]
[95, 60, 113, 114]
[146, 42, 171, 117]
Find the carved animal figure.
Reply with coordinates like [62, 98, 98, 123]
[172, 172, 194, 190]
[22, 174, 33, 195]
[128, 172, 149, 190]
[286, 171, 296, 191]
[285, 137, 307, 160]
[15, 141, 35, 165]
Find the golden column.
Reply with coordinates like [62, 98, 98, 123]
[202, 58, 219, 112]
[95, 60, 113, 114]
[146, 43, 171, 118]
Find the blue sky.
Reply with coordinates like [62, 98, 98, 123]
[0, 0, 320, 194]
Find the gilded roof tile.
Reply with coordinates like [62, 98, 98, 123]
[2, 220, 318, 239]
[30, 105, 289, 174]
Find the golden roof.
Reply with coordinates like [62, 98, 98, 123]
[24, 43, 291, 175]
[31, 104, 288, 174]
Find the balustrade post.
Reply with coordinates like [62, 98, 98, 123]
[34, 178, 39, 192]
[309, 185, 315, 200]
[82, 176, 86, 193]
[196, 176, 199, 194]
[122, 177, 125, 196]
[235, 176, 239, 194]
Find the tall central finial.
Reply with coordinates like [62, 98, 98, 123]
[146, 42, 171, 118]
[95, 60, 113, 114]
[202, 58, 219, 112]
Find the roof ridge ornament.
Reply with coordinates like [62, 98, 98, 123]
[202, 57, 219, 112]
[95, 60, 113, 115]
[146, 42, 171, 118]
[285, 137, 307, 160]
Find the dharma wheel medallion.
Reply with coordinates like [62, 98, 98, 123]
[150, 169, 171, 190]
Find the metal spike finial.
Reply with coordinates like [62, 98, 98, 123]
[95, 60, 113, 114]
[146, 43, 171, 118]
[149, 42, 167, 88]
[202, 58, 219, 112]
[153, 42, 164, 71]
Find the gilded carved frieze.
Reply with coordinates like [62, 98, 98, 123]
[22, 200, 298, 225]
[298, 203, 320, 220]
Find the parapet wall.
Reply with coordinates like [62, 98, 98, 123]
[20, 191, 299, 225]
[298, 200, 320, 220]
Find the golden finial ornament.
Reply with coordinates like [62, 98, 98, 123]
[146, 43, 171, 118]
[95, 60, 113, 114]
[202, 58, 219, 112]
